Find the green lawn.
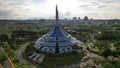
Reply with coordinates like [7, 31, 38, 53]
[42, 51, 85, 65]
[91, 47, 100, 52]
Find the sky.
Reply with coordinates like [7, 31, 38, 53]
[0, 0, 120, 19]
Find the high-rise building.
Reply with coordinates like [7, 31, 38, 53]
[73, 17, 77, 21]
[34, 5, 78, 54]
[78, 17, 81, 20]
[83, 16, 89, 21]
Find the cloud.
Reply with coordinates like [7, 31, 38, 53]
[59, 11, 71, 19]
[88, 12, 98, 15]
[32, 0, 46, 4]
[79, 1, 111, 9]
[79, 0, 120, 9]
[80, 5, 90, 8]
[97, 5, 107, 8]
[0, 10, 12, 16]
[0, 0, 120, 19]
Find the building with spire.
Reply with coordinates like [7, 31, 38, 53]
[34, 5, 78, 54]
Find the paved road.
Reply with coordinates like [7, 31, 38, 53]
[17, 43, 29, 63]
[17, 42, 41, 68]
[86, 51, 105, 60]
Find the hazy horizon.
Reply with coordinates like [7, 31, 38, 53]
[0, 0, 120, 19]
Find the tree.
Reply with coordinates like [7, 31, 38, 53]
[2, 42, 10, 49]
[114, 41, 120, 47]
[0, 33, 9, 43]
[0, 53, 6, 62]
[94, 42, 108, 54]
[102, 48, 112, 58]
[115, 60, 120, 68]
[103, 62, 114, 68]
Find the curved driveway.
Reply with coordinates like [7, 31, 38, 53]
[17, 42, 41, 68]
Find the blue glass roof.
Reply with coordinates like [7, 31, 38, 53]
[49, 24, 68, 37]
[34, 23, 78, 53]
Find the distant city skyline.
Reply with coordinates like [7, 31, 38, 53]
[0, 0, 120, 19]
